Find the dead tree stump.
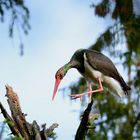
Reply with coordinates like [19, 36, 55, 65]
[0, 85, 58, 140]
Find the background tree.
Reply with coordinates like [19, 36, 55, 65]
[70, 0, 140, 139]
[0, 0, 30, 55]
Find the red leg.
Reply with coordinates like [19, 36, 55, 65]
[69, 78, 103, 99]
[88, 81, 92, 102]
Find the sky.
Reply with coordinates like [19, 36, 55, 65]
[0, 0, 107, 139]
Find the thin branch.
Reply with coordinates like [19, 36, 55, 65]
[75, 100, 93, 140]
[133, 112, 140, 126]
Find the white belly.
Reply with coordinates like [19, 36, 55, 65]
[103, 76, 125, 97]
[82, 56, 103, 81]
[81, 55, 125, 97]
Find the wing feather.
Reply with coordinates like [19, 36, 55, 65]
[85, 49, 131, 92]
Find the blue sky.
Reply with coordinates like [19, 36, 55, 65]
[0, 0, 107, 139]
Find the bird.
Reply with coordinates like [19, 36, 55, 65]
[52, 49, 131, 101]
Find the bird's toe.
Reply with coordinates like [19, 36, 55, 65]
[69, 94, 82, 99]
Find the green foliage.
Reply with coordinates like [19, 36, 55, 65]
[87, 113, 100, 131]
[92, 0, 110, 17]
[12, 136, 23, 140]
[48, 132, 57, 140]
[4, 118, 14, 127]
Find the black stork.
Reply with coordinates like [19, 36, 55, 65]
[52, 49, 131, 100]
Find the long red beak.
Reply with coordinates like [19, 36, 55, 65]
[52, 77, 61, 100]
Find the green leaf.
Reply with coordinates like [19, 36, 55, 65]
[4, 118, 14, 126]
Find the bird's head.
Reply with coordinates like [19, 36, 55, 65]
[55, 67, 66, 80]
[52, 64, 70, 100]
[52, 51, 83, 100]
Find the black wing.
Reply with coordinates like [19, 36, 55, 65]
[85, 49, 131, 92]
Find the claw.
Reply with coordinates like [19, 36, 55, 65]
[69, 93, 86, 100]
[69, 94, 82, 99]
[70, 96, 79, 100]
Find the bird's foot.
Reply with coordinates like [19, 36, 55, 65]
[69, 93, 87, 100]
[88, 93, 92, 103]
[69, 93, 92, 102]
[69, 78, 103, 100]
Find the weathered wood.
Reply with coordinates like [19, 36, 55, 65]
[5, 84, 31, 140]
[40, 124, 48, 140]
[0, 85, 58, 140]
[32, 121, 42, 140]
[75, 100, 93, 140]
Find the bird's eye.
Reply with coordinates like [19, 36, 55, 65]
[59, 74, 63, 79]
[56, 74, 62, 79]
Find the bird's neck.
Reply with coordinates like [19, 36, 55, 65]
[63, 63, 70, 73]
[63, 60, 77, 72]
[64, 60, 85, 74]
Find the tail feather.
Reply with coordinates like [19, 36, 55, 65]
[119, 76, 131, 95]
